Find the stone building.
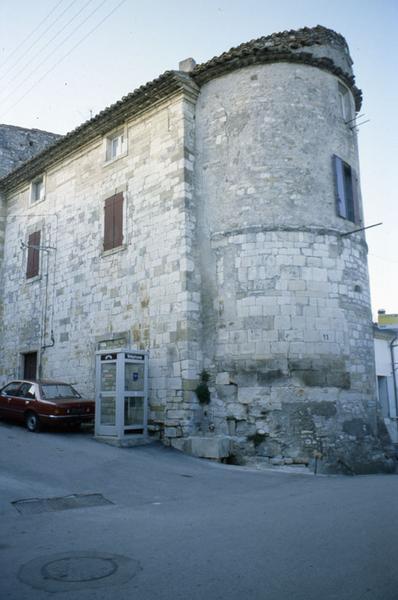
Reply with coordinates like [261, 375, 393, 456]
[0, 124, 61, 178]
[0, 26, 392, 472]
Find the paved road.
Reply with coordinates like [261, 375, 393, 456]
[1, 420, 398, 600]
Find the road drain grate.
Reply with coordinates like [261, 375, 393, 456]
[12, 493, 113, 514]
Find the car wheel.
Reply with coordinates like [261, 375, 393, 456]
[25, 411, 40, 432]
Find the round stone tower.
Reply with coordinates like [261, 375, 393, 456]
[192, 26, 390, 472]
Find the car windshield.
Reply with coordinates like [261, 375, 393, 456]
[41, 384, 81, 400]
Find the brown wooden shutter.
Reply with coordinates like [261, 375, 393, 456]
[113, 192, 123, 248]
[26, 231, 40, 278]
[104, 196, 114, 251]
[104, 193, 123, 250]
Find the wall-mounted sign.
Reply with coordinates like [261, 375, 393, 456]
[126, 353, 145, 361]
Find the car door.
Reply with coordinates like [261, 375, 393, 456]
[0, 381, 23, 417]
[18, 382, 38, 420]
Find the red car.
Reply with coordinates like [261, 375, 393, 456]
[0, 380, 95, 432]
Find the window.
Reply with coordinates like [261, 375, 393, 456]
[2, 382, 22, 396]
[104, 193, 124, 251]
[30, 176, 45, 204]
[333, 155, 358, 223]
[338, 82, 351, 122]
[26, 231, 41, 278]
[106, 130, 126, 162]
[19, 383, 36, 399]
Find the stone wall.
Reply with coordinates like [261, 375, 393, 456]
[0, 190, 5, 342]
[193, 59, 387, 471]
[0, 89, 202, 436]
[0, 125, 61, 178]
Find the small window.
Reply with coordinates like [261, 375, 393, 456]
[30, 176, 45, 204]
[106, 130, 126, 162]
[338, 82, 351, 122]
[104, 193, 124, 251]
[333, 155, 358, 223]
[26, 231, 41, 279]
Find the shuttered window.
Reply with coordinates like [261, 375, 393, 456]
[333, 155, 358, 223]
[26, 231, 41, 279]
[104, 193, 124, 251]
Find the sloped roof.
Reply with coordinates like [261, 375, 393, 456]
[0, 25, 361, 194]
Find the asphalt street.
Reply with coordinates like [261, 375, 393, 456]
[1, 420, 398, 600]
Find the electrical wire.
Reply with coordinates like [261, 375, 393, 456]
[0, 0, 102, 103]
[0, 0, 79, 78]
[0, 0, 128, 121]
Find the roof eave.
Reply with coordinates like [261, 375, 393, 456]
[0, 71, 199, 195]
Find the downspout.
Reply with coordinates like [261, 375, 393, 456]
[391, 335, 398, 420]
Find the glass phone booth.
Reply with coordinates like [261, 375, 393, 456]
[95, 349, 148, 440]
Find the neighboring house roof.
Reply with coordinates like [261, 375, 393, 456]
[374, 324, 398, 341]
[0, 24, 361, 195]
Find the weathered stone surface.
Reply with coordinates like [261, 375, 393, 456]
[0, 26, 390, 472]
[186, 436, 231, 459]
[0, 124, 60, 178]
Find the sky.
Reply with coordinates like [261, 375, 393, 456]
[0, 0, 396, 319]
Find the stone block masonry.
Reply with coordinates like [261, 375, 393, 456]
[0, 26, 391, 472]
[0, 124, 61, 178]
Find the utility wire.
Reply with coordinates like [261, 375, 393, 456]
[0, 0, 128, 121]
[0, 0, 79, 78]
[0, 0, 100, 102]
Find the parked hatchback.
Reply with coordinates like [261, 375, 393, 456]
[0, 380, 95, 432]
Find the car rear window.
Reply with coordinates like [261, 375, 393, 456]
[41, 384, 81, 400]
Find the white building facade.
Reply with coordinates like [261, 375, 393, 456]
[374, 313, 398, 445]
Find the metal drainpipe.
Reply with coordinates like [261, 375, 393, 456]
[390, 335, 398, 420]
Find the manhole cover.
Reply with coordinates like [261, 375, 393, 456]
[13, 493, 113, 514]
[19, 551, 140, 592]
[42, 556, 117, 582]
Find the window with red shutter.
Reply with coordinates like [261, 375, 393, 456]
[104, 193, 124, 251]
[26, 231, 41, 279]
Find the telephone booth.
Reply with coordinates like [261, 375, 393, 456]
[95, 349, 148, 440]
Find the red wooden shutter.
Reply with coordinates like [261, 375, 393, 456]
[113, 192, 123, 248]
[26, 231, 40, 278]
[104, 193, 123, 251]
[104, 196, 114, 251]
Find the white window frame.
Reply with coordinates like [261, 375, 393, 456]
[29, 175, 45, 205]
[338, 82, 352, 123]
[104, 127, 128, 163]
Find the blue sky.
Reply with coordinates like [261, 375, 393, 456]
[0, 0, 396, 317]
